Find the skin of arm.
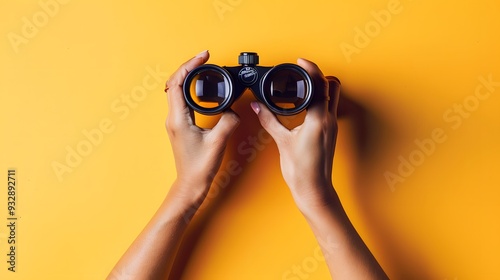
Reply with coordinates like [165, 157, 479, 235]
[107, 51, 388, 280]
[107, 50, 240, 280]
[251, 59, 389, 279]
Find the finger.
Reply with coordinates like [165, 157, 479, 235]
[250, 101, 289, 143]
[325, 76, 341, 119]
[324, 76, 340, 176]
[166, 51, 210, 126]
[167, 50, 209, 91]
[210, 109, 240, 143]
[297, 58, 329, 123]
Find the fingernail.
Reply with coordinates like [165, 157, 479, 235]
[195, 50, 208, 58]
[250, 102, 260, 114]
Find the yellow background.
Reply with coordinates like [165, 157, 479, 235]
[1, 0, 499, 279]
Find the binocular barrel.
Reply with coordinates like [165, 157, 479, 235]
[183, 52, 314, 115]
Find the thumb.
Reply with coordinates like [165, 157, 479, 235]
[250, 102, 289, 142]
[211, 109, 240, 141]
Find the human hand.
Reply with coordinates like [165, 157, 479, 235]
[250, 58, 341, 211]
[165, 51, 240, 205]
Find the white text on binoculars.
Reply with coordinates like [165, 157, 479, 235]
[240, 69, 256, 80]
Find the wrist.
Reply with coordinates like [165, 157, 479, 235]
[288, 180, 343, 216]
[297, 192, 351, 233]
[156, 180, 210, 226]
[168, 178, 210, 210]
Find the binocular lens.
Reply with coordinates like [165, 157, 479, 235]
[262, 67, 312, 113]
[183, 57, 313, 115]
[187, 69, 231, 110]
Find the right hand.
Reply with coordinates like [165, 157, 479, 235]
[250, 58, 341, 210]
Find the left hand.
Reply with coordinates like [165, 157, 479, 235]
[165, 50, 240, 205]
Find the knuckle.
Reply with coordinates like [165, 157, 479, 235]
[165, 116, 183, 134]
[208, 135, 225, 147]
[221, 112, 240, 127]
[309, 118, 324, 131]
[259, 115, 272, 128]
[259, 114, 276, 130]
[205, 133, 227, 150]
[167, 73, 183, 89]
[166, 77, 176, 88]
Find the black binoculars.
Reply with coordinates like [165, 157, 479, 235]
[183, 52, 314, 115]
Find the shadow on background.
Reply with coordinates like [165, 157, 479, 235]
[168, 89, 438, 279]
[338, 89, 438, 279]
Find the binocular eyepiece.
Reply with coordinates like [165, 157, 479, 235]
[183, 52, 314, 115]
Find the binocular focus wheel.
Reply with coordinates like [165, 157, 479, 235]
[182, 54, 314, 116]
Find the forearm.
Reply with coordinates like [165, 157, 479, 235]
[107, 180, 205, 280]
[295, 183, 388, 280]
